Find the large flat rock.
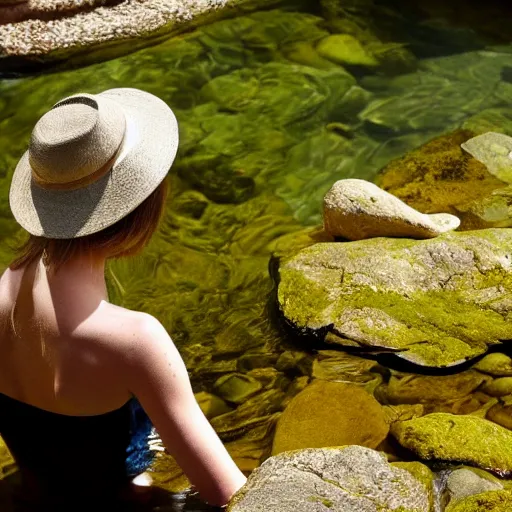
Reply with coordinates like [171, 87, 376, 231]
[277, 228, 512, 368]
[228, 445, 430, 512]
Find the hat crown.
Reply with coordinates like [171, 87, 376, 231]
[29, 94, 126, 187]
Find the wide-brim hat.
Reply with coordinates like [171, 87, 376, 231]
[9, 88, 179, 239]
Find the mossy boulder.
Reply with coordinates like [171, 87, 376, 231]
[376, 130, 510, 230]
[391, 413, 512, 475]
[228, 446, 430, 512]
[474, 353, 512, 377]
[277, 228, 512, 368]
[272, 379, 388, 455]
[445, 490, 512, 512]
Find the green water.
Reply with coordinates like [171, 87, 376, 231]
[0, 0, 511, 509]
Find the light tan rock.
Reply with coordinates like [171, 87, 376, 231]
[323, 179, 460, 240]
[272, 379, 388, 455]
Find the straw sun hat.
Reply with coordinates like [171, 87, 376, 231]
[9, 88, 179, 239]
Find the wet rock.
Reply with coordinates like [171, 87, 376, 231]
[213, 373, 263, 405]
[474, 353, 512, 377]
[461, 132, 512, 183]
[311, 350, 383, 384]
[323, 178, 460, 240]
[277, 229, 512, 368]
[210, 389, 285, 441]
[391, 412, 512, 474]
[487, 398, 512, 430]
[445, 467, 503, 504]
[463, 108, 512, 136]
[195, 391, 233, 420]
[482, 378, 512, 398]
[246, 368, 290, 391]
[272, 380, 388, 455]
[391, 461, 434, 505]
[228, 446, 430, 512]
[214, 319, 264, 356]
[275, 350, 312, 376]
[382, 404, 425, 425]
[375, 371, 489, 408]
[236, 352, 279, 372]
[445, 490, 512, 512]
[376, 130, 509, 231]
[316, 34, 379, 67]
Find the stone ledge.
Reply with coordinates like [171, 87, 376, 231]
[0, 0, 282, 75]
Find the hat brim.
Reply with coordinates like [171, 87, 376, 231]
[9, 88, 179, 239]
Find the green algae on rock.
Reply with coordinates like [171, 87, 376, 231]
[445, 490, 512, 512]
[271, 379, 388, 455]
[391, 413, 512, 475]
[228, 445, 430, 512]
[316, 34, 379, 67]
[277, 228, 512, 368]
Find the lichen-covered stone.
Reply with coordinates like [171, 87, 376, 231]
[272, 380, 388, 455]
[277, 229, 512, 368]
[445, 490, 512, 512]
[323, 178, 460, 240]
[228, 446, 430, 512]
[391, 413, 512, 474]
[376, 130, 509, 230]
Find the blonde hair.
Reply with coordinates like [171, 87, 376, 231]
[10, 179, 169, 272]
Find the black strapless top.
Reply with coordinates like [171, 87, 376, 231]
[0, 392, 154, 505]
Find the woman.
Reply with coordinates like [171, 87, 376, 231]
[0, 88, 246, 509]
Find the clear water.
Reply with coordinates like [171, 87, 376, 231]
[0, 0, 511, 509]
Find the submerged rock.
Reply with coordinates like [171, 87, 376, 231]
[445, 490, 512, 512]
[391, 412, 512, 475]
[323, 178, 460, 240]
[228, 446, 430, 512]
[277, 228, 512, 368]
[474, 353, 512, 377]
[272, 379, 388, 455]
[376, 130, 509, 230]
[316, 34, 379, 67]
[213, 373, 263, 405]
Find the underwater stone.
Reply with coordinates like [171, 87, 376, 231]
[487, 400, 512, 430]
[277, 228, 512, 368]
[376, 130, 509, 231]
[213, 373, 263, 405]
[445, 467, 503, 504]
[311, 350, 382, 384]
[474, 353, 512, 377]
[228, 446, 430, 512]
[272, 379, 388, 455]
[323, 179, 460, 240]
[316, 34, 379, 67]
[482, 378, 512, 398]
[391, 413, 512, 474]
[375, 371, 489, 408]
[445, 490, 512, 512]
[195, 391, 233, 419]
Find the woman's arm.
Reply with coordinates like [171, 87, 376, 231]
[123, 313, 247, 506]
